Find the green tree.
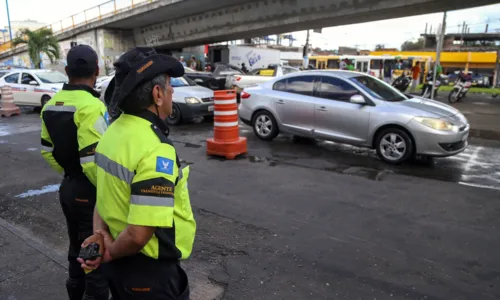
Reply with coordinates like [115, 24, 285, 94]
[375, 44, 385, 50]
[11, 28, 61, 69]
[401, 38, 425, 51]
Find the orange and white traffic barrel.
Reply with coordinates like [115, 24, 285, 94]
[0, 85, 21, 117]
[206, 90, 247, 159]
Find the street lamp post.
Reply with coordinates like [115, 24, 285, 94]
[431, 11, 447, 100]
[5, 0, 13, 41]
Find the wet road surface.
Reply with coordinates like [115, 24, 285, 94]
[168, 117, 500, 192]
[1, 114, 500, 300]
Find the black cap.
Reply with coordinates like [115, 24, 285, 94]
[108, 47, 184, 110]
[66, 44, 98, 78]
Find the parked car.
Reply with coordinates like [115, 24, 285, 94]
[239, 70, 469, 164]
[184, 63, 244, 91]
[0, 69, 67, 107]
[99, 75, 214, 125]
[95, 70, 115, 93]
[229, 65, 299, 92]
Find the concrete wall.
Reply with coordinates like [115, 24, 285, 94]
[97, 29, 135, 75]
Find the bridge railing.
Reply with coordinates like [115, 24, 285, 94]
[0, 0, 155, 55]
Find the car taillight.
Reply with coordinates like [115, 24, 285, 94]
[241, 91, 251, 99]
[235, 76, 242, 81]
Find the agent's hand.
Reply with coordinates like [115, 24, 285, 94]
[78, 233, 104, 271]
[95, 229, 114, 263]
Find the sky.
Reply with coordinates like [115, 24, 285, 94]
[1, 0, 500, 50]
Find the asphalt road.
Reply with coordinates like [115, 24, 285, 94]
[1, 113, 499, 300]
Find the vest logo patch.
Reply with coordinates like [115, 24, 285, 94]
[156, 157, 174, 175]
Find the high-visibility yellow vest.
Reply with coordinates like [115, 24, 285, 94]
[41, 84, 107, 185]
[95, 112, 196, 260]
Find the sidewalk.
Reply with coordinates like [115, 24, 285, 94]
[0, 217, 67, 300]
[0, 216, 224, 300]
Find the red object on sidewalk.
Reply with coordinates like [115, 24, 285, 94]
[206, 90, 247, 159]
[0, 85, 21, 117]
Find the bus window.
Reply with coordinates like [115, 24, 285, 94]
[356, 61, 362, 71]
[309, 59, 317, 68]
[318, 61, 327, 69]
[371, 59, 382, 70]
[402, 59, 412, 69]
[327, 59, 339, 69]
[362, 62, 368, 73]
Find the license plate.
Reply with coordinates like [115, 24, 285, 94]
[462, 133, 468, 141]
[208, 105, 214, 112]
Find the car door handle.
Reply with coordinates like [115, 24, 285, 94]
[317, 106, 327, 111]
[277, 100, 285, 104]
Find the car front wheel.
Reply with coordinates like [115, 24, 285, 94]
[167, 103, 182, 125]
[375, 128, 414, 164]
[41, 95, 51, 107]
[252, 110, 279, 141]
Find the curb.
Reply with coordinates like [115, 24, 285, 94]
[469, 128, 500, 142]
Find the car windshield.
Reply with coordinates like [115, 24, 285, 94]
[171, 76, 196, 87]
[36, 71, 68, 84]
[349, 75, 407, 102]
[213, 65, 243, 76]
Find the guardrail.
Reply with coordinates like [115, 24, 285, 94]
[0, 0, 156, 55]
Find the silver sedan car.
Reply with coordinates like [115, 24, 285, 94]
[238, 70, 469, 164]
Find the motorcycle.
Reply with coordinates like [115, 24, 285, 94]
[448, 77, 472, 103]
[421, 72, 442, 99]
[392, 74, 411, 93]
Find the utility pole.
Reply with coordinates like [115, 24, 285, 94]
[459, 22, 465, 52]
[5, 0, 13, 41]
[495, 48, 500, 87]
[303, 30, 310, 68]
[485, 24, 489, 33]
[431, 11, 446, 100]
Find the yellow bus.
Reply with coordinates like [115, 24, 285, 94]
[308, 55, 341, 70]
[370, 51, 498, 74]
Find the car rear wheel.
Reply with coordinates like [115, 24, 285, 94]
[252, 110, 279, 141]
[167, 103, 182, 125]
[41, 95, 51, 108]
[375, 128, 414, 164]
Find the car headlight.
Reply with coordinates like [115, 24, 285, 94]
[185, 97, 201, 104]
[414, 117, 453, 131]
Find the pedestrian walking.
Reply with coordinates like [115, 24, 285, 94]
[79, 47, 196, 300]
[179, 56, 187, 67]
[383, 61, 393, 84]
[410, 61, 421, 93]
[40, 45, 109, 300]
[339, 58, 347, 70]
[189, 55, 197, 70]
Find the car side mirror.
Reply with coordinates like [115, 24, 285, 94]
[350, 94, 366, 104]
[29, 80, 38, 86]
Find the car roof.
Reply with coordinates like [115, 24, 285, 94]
[296, 70, 367, 79]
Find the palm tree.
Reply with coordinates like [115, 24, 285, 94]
[11, 28, 60, 69]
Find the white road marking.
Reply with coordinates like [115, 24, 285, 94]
[15, 184, 60, 198]
[459, 181, 500, 191]
[462, 146, 483, 175]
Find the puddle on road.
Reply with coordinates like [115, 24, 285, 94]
[180, 159, 195, 166]
[184, 142, 202, 149]
[248, 155, 277, 167]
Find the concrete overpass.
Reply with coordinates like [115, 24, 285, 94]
[0, 0, 498, 68]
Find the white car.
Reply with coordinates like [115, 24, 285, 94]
[0, 69, 67, 107]
[99, 75, 214, 125]
[95, 70, 115, 93]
